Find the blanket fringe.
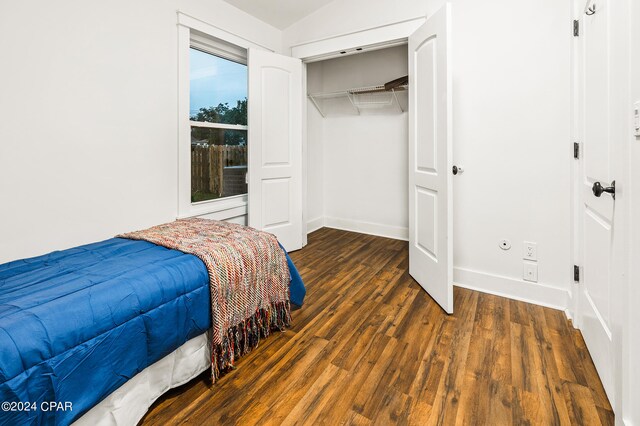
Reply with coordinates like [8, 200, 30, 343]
[210, 300, 291, 382]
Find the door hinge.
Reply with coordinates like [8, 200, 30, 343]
[573, 20, 579, 37]
[574, 265, 580, 282]
[573, 142, 580, 159]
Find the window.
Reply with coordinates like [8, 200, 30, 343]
[189, 47, 248, 204]
[178, 20, 254, 219]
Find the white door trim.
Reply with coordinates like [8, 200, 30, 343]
[293, 17, 428, 243]
[289, 18, 425, 62]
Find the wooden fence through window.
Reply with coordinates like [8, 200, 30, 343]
[191, 145, 247, 198]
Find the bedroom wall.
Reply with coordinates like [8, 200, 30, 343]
[289, 0, 573, 310]
[0, 0, 280, 264]
[284, 0, 429, 50]
[306, 46, 409, 239]
[436, 0, 572, 310]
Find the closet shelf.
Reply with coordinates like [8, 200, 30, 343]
[308, 84, 408, 117]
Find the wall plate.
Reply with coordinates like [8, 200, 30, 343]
[523, 262, 538, 282]
[523, 241, 537, 261]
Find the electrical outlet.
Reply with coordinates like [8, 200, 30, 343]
[523, 242, 537, 261]
[523, 262, 538, 282]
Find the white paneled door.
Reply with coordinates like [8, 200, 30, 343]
[408, 4, 454, 314]
[248, 48, 303, 251]
[575, 0, 616, 401]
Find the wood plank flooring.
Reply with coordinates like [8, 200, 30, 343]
[140, 228, 613, 425]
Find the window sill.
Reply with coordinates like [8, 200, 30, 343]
[177, 193, 248, 221]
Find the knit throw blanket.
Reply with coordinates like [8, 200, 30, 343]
[118, 218, 291, 380]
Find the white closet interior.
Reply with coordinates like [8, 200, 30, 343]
[306, 45, 410, 240]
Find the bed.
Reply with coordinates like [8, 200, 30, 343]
[0, 228, 305, 425]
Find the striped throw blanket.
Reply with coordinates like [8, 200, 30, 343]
[118, 218, 291, 380]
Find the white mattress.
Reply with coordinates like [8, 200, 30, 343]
[73, 333, 210, 426]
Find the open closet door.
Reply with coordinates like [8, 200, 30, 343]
[408, 4, 453, 313]
[247, 48, 303, 251]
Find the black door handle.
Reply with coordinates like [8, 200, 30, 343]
[592, 180, 615, 199]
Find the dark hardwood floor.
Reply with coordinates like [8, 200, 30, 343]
[140, 228, 613, 425]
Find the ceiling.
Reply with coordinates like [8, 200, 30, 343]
[223, 0, 335, 30]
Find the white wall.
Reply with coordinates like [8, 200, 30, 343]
[290, 0, 573, 309]
[447, 0, 572, 308]
[0, 0, 281, 264]
[284, 0, 429, 50]
[306, 46, 409, 240]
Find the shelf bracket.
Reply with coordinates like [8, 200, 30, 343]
[346, 92, 362, 115]
[307, 95, 326, 118]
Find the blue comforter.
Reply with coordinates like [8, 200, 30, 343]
[0, 237, 305, 425]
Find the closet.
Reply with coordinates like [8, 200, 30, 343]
[306, 45, 410, 243]
[300, 5, 454, 313]
[291, 4, 452, 313]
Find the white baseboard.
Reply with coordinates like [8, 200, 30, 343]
[564, 308, 574, 323]
[307, 217, 324, 234]
[454, 267, 570, 311]
[306, 220, 571, 311]
[323, 216, 408, 241]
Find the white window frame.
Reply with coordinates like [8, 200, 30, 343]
[177, 12, 268, 219]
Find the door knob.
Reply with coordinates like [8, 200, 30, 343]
[592, 180, 615, 199]
[452, 165, 464, 175]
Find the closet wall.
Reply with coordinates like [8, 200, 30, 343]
[306, 65, 325, 231]
[307, 46, 409, 238]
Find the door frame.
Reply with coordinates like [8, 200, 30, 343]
[569, 0, 584, 326]
[290, 17, 427, 246]
[290, 18, 426, 63]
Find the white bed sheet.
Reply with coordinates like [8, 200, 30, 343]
[73, 333, 210, 426]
